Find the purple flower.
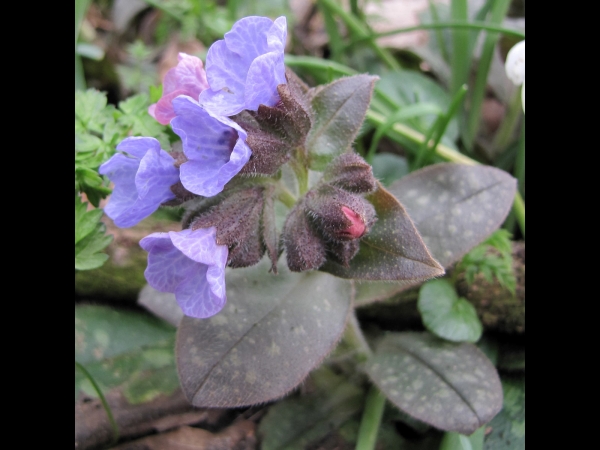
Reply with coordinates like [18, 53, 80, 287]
[140, 227, 228, 318]
[171, 95, 251, 197]
[99, 137, 180, 228]
[200, 16, 287, 116]
[148, 53, 210, 125]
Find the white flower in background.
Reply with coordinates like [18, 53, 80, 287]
[505, 40, 525, 112]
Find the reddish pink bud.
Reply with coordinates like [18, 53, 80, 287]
[149, 53, 210, 125]
[341, 206, 366, 239]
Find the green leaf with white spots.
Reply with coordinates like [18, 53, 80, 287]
[349, 164, 516, 307]
[484, 376, 525, 450]
[305, 75, 378, 170]
[388, 164, 517, 268]
[365, 332, 503, 434]
[258, 367, 364, 450]
[176, 257, 352, 407]
[418, 279, 482, 343]
[320, 183, 444, 282]
[75, 305, 178, 404]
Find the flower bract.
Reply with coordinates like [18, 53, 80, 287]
[99, 137, 180, 227]
[140, 227, 228, 318]
[149, 53, 210, 125]
[200, 16, 287, 116]
[171, 95, 252, 197]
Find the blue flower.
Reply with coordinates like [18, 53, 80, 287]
[200, 16, 287, 116]
[99, 137, 180, 228]
[171, 95, 251, 197]
[140, 227, 228, 318]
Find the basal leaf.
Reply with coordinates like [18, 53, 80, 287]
[305, 75, 378, 170]
[75, 305, 177, 404]
[365, 332, 503, 434]
[258, 367, 364, 450]
[176, 257, 352, 407]
[320, 183, 444, 282]
[484, 376, 525, 450]
[388, 164, 517, 268]
[418, 279, 482, 343]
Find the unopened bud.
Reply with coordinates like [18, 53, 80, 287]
[328, 239, 360, 267]
[282, 203, 327, 272]
[340, 206, 366, 239]
[188, 186, 267, 268]
[305, 185, 376, 242]
[322, 153, 377, 194]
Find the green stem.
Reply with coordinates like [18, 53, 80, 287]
[350, 0, 360, 17]
[345, 311, 373, 359]
[352, 21, 525, 43]
[75, 361, 119, 443]
[356, 386, 387, 450]
[345, 312, 386, 450]
[450, 0, 469, 96]
[319, 0, 402, 71]
[512, 189, 525, 238]
[291, 160, 309, 196]
[493, 89, 523, 152]
[318, 0, 345, 63]
[366, 110, 476, 165]
[276, 184, 297, 208]
[428, 0, 450, 62]
[465, 0, 511, 148]
[515, 116, 525, 199]
[414, 84, 468, 169]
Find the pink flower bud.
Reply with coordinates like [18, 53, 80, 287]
[149, 53, 210, 125]
[340, 206, 366, 239]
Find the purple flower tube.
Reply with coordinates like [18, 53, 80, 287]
[99, 137, 180, 228]
[140, 227, 228, 318]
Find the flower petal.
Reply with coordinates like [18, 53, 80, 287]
[200, 16, 287, 116]
[99, 137, 179, 228]
[140, 232, 198, 292]
[116, 136, 159, 159]
[223, 16, 273, 62]
[244, 51, 286, 111]
[135, 146, 179, 201]
[99, 154, 141, 226]
[169, 228, 228, 266]
[172, 96, 251, 197]
[169, 228, 228, 318]
[175, 264, 226, 318]
[151, 53, 210, 125]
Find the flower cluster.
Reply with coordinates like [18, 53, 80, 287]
[100, 16, 288, 318]
[100, 16, 377, 320]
